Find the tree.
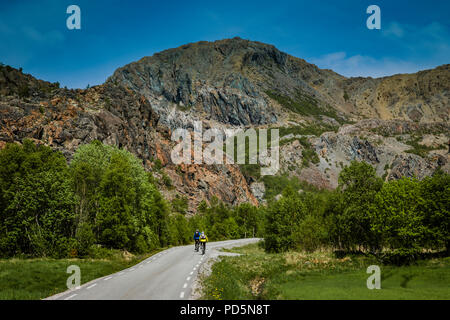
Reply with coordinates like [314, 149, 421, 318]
[96, 153, 136, 249]
[370, 177, 424, 264]
[233, 203, 259, 238]
[292, 191, 330, 252]
[0, 140, 76, 257]
[419, 171, 450, 252]
[167, 214, 190, 245]
[326, 161, 383, 252]
[264, 187, 306, 253]
[70, 141, 113, 230]
[171, 195, 189, 215]
[70, 141, 164, 252]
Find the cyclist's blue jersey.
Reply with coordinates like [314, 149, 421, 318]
[193, 232, 200, 240]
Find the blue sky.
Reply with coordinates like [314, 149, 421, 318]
[0, 0, 449, 88]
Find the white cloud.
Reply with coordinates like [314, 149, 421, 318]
[383, 21, 449, 52]
[383, 22, 405, 38]
[21, 26, 64, 45]
[310, 52, 421, 78]
[311, 21, 449, 78]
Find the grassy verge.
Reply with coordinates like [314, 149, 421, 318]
[0, 249, 163, 300]
[201, 243, 450, 300]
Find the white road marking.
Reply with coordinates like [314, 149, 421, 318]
[104, 277, 113, 281]
[87, 283, 97, 289]
[193, 267, 196, 270]
[180, 292, 185, 298]
[190, 271, 193, 275]
[186, 277, 191, 281]
[118, 272, 124, 276]
[183, 283, 188, 288]
[64, 294, 77, 300]
[129, 268, 135, 271]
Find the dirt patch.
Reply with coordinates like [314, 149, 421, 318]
[249, 277, 265, 296]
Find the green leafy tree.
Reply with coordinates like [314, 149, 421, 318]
[96, 153, 136, 249]
[70, 141, 113, 232]
[0, 140, 76, 257]
[370, 177, 424, 263]
[264, 187, 306, 253]
[70, 141, 165, 252]
[233, 203, 260, 238]
[419, 171, 450, 252]
[326, 161, 383, 252]
[171, 195, 189, 215]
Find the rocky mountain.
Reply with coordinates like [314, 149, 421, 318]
[0, 63, 258, 213]
[108, 37, 449, 129]
[1, 38, 449, 211]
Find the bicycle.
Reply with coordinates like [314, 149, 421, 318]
[201, 241, 206, 255]
[194, 239, 200, 252]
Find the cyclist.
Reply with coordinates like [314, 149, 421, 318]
[199, 231, 208, 254]
[193, 229, 200, 251]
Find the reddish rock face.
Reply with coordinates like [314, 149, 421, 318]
[0, 66, 257, 214]
[162, 162, 258, 214]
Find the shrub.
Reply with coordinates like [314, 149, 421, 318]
[264, 188, 306, 253]
[0, 140, 76, 258]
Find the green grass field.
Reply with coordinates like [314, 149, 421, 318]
[201, 243, 450, 300]
[0, 250, 160, 300]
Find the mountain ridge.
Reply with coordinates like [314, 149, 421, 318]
[107, 37, 449, 127]
[1, 38, 449, 212]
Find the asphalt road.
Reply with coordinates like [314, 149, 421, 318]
[47, 238, 260, 300]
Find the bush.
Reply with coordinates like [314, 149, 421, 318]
[261, 160, 449, 264]
[75, 222, 96, 257]
[419, 170, 450, 252]
[293, 214, 328, 252]
[327, 161, 383, 252]
[380, 248, 422, 266]
[162, 172, 173, 188]
[0, 140, 178, 258]
[153, 158, 163, 171]
[0, 140, 76, 258]
[264, 188, 306, 253]
[370, 177, 424, 254]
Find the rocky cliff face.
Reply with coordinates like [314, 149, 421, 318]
[0, 66, 257, 213]
[108, 37, 449, 128]
[0, 38, 449, 209]
[279, 120, 449, 190]
[343, 65, 450, 122]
